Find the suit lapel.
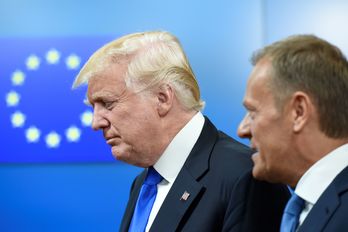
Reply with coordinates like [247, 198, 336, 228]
[150, 117, 219, 231]
[298, 186, 339, 232]
[183, 117, 218, 180]
[298, 166, 348, 232]
[149, 168, 205, 231]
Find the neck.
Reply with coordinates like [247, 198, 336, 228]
[290, 132, 348, 187]
[149, 107, 197, 165]
[162, 109, 197, 146]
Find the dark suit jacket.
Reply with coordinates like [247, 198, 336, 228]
[298, 166, 348, 232]
[120, 117, 289, 231]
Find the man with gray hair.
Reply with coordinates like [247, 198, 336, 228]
[73, 31, 288, 231]
[238, 35, 348, 231]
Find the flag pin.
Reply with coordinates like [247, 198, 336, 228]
[180, 191, 190, 201]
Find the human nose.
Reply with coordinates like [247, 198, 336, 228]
[237, 113, 251, 139]
[91, 105, 109, 131]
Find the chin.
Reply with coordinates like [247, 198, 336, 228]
[111, 148, 125, 162]
[252, 167, 265, 181]
[252, 165, 269, 181]
[111, 153, 119, 161]
[111, 149, 140, 167]
[253, 167, 284, 185]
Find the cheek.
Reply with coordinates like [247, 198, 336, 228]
[248, 120, 264, 145]
[251, 117, 277, 144]
[116, 108, 157, 137]
[258, 141, 289, 176]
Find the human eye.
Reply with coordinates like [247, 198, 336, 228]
[244, 108, 256, 121]
[248, 111, 256, 120]
[243, 102, 256, 121]
[103, 99, 118, 110]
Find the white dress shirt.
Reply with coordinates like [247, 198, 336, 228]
[295, 143, 348, 227]
[145, 112, 205, 231]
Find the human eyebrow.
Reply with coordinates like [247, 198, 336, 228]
[90, 92, 116, 103]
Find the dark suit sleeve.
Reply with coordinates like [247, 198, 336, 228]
[222, 171, 290, 232]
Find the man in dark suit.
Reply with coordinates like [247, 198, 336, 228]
[73, 31, 289, 231]
[238, 34, 348, 231]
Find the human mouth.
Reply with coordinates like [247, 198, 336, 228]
[251, 152, 260, 165]
[106, 137, 120, 146]
[249, 141, 258, 152]
[251, 150, 259, 157]
[106, 138, 114, 145]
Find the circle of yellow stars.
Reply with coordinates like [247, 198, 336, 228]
[5, 48, 93, 148]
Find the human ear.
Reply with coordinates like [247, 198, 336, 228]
[156, 84, 174, 117]
[290, 91, 313, 133]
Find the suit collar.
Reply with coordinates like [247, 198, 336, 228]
[182, 117, 218, 180]
[296, 143, 348, 205]
[149, 117, 219, 231]
[298, 166, 348, 232]
[154, 112, 205, 183]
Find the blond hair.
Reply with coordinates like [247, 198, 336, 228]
[73, 31, 204, 111]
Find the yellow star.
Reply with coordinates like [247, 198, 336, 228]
[66, 54, 81, 69]
[26, 55, 40, 70]
[46, 49, 60, 64]
[11, 70, 25, 86]
[26, 126, 41, 143]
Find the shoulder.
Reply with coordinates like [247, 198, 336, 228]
[299, 170, 348, 231]
[214, 130, 253, 159]
[224, 171, 289, 232]
[209, 130, 254, 178]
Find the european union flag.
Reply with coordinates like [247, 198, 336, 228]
[0, 37, 116, 163]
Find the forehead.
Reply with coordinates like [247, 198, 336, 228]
[244, 58, 274, 105]
[87, 62, 128, 98]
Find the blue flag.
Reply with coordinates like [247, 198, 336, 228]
[0, 37, 117, 163]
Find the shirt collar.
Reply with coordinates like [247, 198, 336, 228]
[295, 143, 348, 204]
[153, 112, 205, 183]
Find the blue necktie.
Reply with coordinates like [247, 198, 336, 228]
[280, 192, 305, 232]
[129, 167, 163, 232]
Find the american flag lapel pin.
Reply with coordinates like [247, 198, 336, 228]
[180, 191, 190, 201]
